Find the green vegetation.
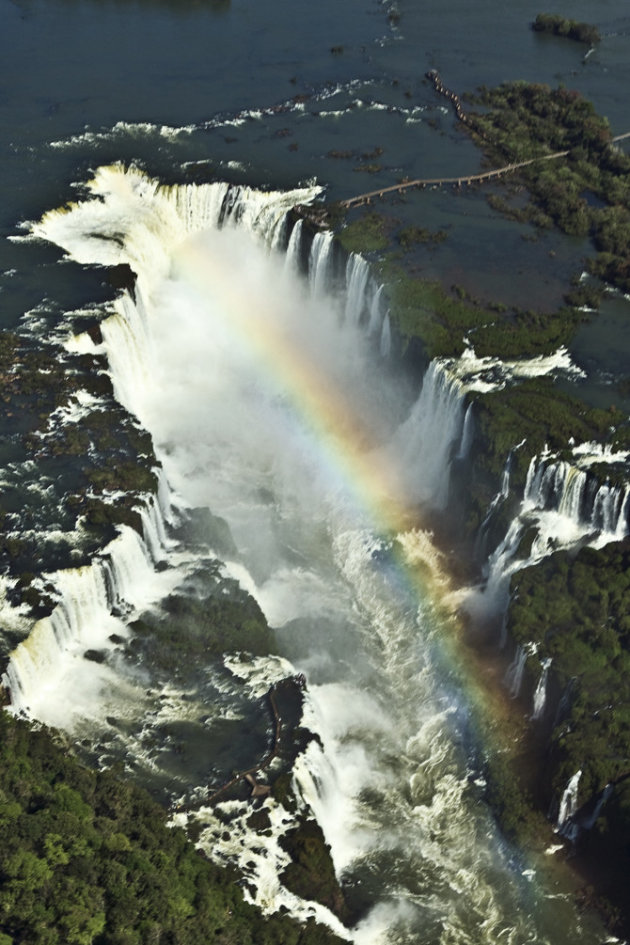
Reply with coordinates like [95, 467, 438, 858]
[336, 213, 390, 253]
[483, 747, 547, 844]
[532, 13, 601, 46]
[0, 707, 344, 945]
[499, 542, 630, 934]
[467, 82, 630, 291]
[126, 575, 276, 672]
[352, 163, 383, 175]
[280, 816, 350, 923]
[472, 379, 617, 481]
[379, 262, 587, 360]
[508, 542, 630, 801]
[397, 225, 447, 249]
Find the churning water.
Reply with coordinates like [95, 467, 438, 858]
[3, 0, 630, 939]
[1, 165, 608, 945]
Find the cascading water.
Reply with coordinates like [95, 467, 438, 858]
[480, 518, 525, 616]
[309, 229, 335, 297]
[6, 163, 610, 945]
[368, 283, 385, 336]
[582, 783, 613, 830]
[456, 403, 474, 460]
[3, 510, 183, 725]
[556, 770, 582, 841]
[531, 657, 552, 721]
[524, 455, 630, 539]
[344, 253, 371, 326]
[389, 359, 467, 510]
[505, 642, 536, 700]
[379, 312, 391, 358]
[284, 218, 304, 274]
[474, 451, 630, 625]
[474, 449, 515, 564]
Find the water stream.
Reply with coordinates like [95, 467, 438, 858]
[1, 164, 609, 944]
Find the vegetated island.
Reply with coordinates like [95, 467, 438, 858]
[328, 76, 630, 936]
[532, 13, 601, 47]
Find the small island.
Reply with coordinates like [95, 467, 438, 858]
[532, 13, 601, 46]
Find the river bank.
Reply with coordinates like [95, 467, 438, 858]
[318, 70, 630, 937]
[2, 2, 630, 939]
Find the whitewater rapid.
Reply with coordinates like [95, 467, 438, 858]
[5, 164, 609, 945]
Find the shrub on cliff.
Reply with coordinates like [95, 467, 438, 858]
[508, 541, 630, 808]
[0, 709, 345, 945]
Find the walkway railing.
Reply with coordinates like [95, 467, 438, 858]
[172, 674, 306, 813]
[339, 70, 630, 210]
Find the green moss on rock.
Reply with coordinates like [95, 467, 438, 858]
[336, 213, 390, 254]
[0, 710, 345, 944]
[280, 815, 350, 923]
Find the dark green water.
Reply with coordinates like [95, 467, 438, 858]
[3, 0, 630, 357]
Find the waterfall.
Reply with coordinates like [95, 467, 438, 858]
[591, 481, 630, 536]
[173, 179, 231, 232]
[344, 254, 371, 325]
[3, 506, 178, 716]
[524, 458, 587, 520]
[156, 464, 175, 527]
[531, 657, 552, 720]
[456, 403, 474, 460]
[138, 470, 176, 564]
[524, 455, 630, 538]
[475, 451, 630, 627]
[18, 171, 335, 731]
[368, 283, 385, 335]
[284, 219, 303, 274]
[21, 164, 609, 943]
[379, 312, 391, 358]
[505, 642, 534, 699]
[100, 291, 153, 413]
[390, 360, 466, 510]
[474, 450, 513, 563]
[554, 677, 577, 727]
[139, 496, 170, 562]
[500, 450, 514, 497]
[582, 783, 613, 830]
[308, 229, 335, 297]
[482, 518, 525, 609]
[556, 769, 582, 840]
[365, 280, 390, 355]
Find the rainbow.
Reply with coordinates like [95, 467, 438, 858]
[18, 166, 579, 938]
[174, 234, 416, 539]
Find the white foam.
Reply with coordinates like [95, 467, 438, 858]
[21, 164, 608, 944]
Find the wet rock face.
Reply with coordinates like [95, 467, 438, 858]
[0, 320, 160, 624]
[279, 814, 352, 924]
[83, 649, 107, 663]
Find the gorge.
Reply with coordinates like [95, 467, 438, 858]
[2, 0, 630, 942]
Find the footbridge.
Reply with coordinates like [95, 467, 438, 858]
[339, 150, 571, 209]
[339, 69, 630, 210]
[172, 674, 307, 813]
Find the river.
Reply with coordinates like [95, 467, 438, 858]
[1, 1, 629, 942]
